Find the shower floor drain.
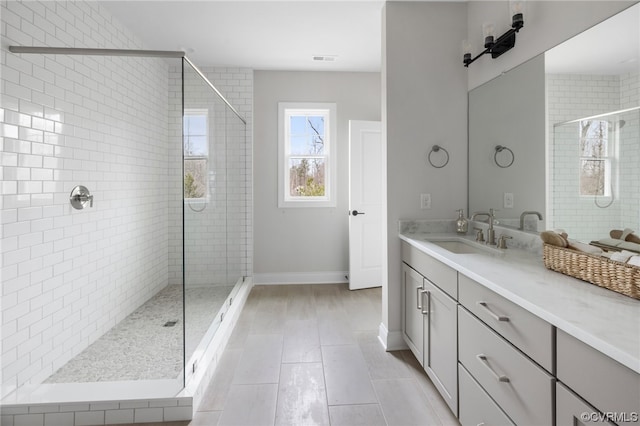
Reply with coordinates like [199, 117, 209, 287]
[163, 321, 178, 327]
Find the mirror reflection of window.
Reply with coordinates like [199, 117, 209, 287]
[579, 120, 612, 197]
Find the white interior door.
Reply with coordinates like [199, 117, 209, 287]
[348, 120, 383, 290]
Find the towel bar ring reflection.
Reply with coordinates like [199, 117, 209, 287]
[428, 145, 449, 168]
[494, 145, 514, 168]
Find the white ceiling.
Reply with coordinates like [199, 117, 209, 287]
[545, 3, 640, 75]
[101, 1, 639, 75]
[100, 1, 385, 72]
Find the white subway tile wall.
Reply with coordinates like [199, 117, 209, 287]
[1, 0, 178, 399]
[0, 397, 193, 426]
[547, 73, 639, 241]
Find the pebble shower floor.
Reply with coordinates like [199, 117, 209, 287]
[44, 285, 235, 383]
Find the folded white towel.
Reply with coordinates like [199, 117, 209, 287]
[568, 239, 603, 255]
[627, 255, 640, 267]
[617, 241, 640, 253]
[610, 250, 637, 263]
[598, 238, 624, 247]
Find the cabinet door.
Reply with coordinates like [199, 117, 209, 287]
[424, 279, 458, 414]
[402, 263, 424, 365]
[556, 382, 615, 426]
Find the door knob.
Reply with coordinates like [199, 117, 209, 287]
[351, 210, 365, 216]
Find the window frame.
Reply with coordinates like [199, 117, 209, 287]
[183, 108, 210, 203]
[278, 102, 337, 208]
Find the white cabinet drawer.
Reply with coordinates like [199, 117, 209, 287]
[459, 362, 514, 426]
[401, 241, 457, 298]
[458, 306, 554, 426]
[557, 330, 640, 425]
[458, 274, 553, 372]
[556, 381, 615, 426]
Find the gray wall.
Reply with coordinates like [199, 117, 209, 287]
[383, 2, 468, 347]
[253, 71, 381, 283]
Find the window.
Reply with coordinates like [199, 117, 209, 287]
[579, 120, 612, 197]
[278, 102, 337, 207]
[184, 109, 208, 200]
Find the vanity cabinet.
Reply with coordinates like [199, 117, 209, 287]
[458, 274, 554, 372]
[556, 382, 615, 426]
[557, 330, 640, 426]
[458, 362, 514, 426]
[400, 237, 639, 426]
[401, 263, 425, 364]
[458, 306, 554, 425]
[401, 242, 458, 414]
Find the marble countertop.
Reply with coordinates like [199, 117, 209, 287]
[399, 232, 640, 374]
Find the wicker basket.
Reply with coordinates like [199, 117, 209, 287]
[542, 244, 640, 300]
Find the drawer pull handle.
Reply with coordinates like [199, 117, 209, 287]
[416, 285, 423, 310]
[476, 354, 510, 383]
[477, 301, 510, 322]
[421, 289, 431, 315]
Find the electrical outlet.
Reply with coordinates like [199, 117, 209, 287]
[420, 193, 431, 209]
[504, 192, 514, 209]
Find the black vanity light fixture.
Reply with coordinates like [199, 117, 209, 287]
[463, 0, 525, 67]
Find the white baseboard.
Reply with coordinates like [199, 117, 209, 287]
[378, 322, 408, 351]
[253, 271, 348, 285]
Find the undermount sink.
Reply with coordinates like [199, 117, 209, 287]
[429, 239, 502, 255]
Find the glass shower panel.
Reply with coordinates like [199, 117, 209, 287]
[225, 109, 248, 285]
[182, 61, 234, 364]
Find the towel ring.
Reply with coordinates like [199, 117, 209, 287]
[494, 145, 514, 168]
[428, 145, 449, 169]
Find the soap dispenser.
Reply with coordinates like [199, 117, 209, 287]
[456, 209, 468, 234]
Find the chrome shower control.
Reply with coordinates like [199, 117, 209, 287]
[70, 185, 94, 210]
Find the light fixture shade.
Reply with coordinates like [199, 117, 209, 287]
[510, 0, 525, 28]
[462, 40, 472, 56]
[483, 22, 495, 48]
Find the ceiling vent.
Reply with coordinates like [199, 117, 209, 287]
[313, 55, 337, 62]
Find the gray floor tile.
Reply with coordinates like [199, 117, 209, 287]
[285, 284, 317, 320]
[217, 384, 278, 426]
[328, 404, 386, 426]
[282, 319, 322, 363]
[357, 332, 413, 380]
[188, 411, 221, 426]
[275, 363, 329, 425]
[318, 314, 357, 346]
[322, 345, 377, 405]
[250, 286, 289, 334]
[373, 378, 441, 426]
[198, 349, 243, 411]
[232, 334, 283, 385]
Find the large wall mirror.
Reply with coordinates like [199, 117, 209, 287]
[469, 3, 640, 242]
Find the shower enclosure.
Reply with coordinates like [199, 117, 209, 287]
[0, 45, 250, 418]
[552, 107, 640, 241]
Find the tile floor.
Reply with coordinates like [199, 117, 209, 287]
[112, 284, 460, 426]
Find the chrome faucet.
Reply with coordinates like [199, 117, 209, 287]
[519, 211, 543, 230]
[471, 209, 497, 245]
